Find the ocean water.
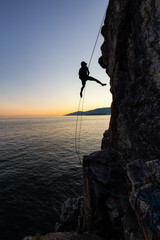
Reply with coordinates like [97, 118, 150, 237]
[0, 116, 110, 240]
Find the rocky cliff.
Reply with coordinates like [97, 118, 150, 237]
[79, 0, 160, 239]
[99, 0, 160, 161]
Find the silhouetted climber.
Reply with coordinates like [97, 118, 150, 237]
[79, 61, 106, 98]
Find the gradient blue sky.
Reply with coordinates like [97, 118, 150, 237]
[0, 0, 111, 116]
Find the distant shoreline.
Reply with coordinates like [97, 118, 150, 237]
[65, 107, 111, 116]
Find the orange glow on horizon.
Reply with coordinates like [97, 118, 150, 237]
[0, 106, 79, 117]
[0, 110, 69, 117]
[0, 105, 111, 117]
[0, 97, 112, 117]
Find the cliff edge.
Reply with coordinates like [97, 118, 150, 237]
[79, 0, 160, 239]
[99, 0, 160, 160]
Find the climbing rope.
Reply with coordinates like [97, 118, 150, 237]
[75, 7, 108, 163]
[75, 97, 82, 163]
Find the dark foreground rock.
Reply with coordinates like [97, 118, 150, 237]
[54, 152, 160, 240]
[78, 151, 160, 240]
[23, 232, 105, 240]
[55, 197, 83, 232]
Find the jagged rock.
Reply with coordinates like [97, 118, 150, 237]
[55, 197, 83, 232]
[90, 1, 160, 237]
[126, 159, 149, 191]
[80, 153, 160, 239]
[128, 160, 160, 239]
[80, 150, 143, 239]
[101, 130, 110, 150]
[23, 232, 105, 240]
[99, 0, 160, 160]
[130, 184, 160, 240]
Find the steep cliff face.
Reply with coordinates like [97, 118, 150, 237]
[99, 0, 160, 160]
[80, 1, 160, 239]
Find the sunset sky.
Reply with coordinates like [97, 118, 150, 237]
[0, 0, 111, 117]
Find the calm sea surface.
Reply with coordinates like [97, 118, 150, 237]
[0, 116, 110, 240]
